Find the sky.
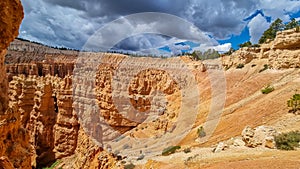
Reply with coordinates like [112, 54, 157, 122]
[19, 0, 300, 56]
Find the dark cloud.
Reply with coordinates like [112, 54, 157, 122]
[185, 0, 257, 39]
[113, 34, 171, 51]
[19, 0, 300, 52]
[43, 0, 86, 11]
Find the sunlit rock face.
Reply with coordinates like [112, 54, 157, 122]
[222, 28, 300, 69]
[0, 0, 28, 168]
[0, 0, 23, 115]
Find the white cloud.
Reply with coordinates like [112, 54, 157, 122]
[82, 13, 216, 52]
[258, 0, 300, 22]
[212, 43, 232, 52]
[248, 14, 270, 44]
[193, 43, 232, 53]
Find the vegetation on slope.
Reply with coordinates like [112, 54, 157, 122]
[259, 18, 300, 44]
[162, 146, 181, 156]
[275, 131, 300, 150]
[190, 49, 220, 61]
[287, 93, 300, 113]
[261, 85, 275, 94]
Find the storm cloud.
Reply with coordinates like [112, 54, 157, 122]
[19, 0, 300, 54]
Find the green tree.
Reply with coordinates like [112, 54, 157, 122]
[224, 47, 235, 55]
[239, 41, 252, 48]
[191, 49, 220, 61]
[259, 18, 284, 44]
[287, 93, 300, 113]
[285, 18, 300, 30]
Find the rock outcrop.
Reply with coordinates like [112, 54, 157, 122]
[0, 0, 24, 115]
[272, 29, 300, 49]
[53, 76, 79, 159]
[7, 75, 81, 167]
[242, 126, 278, 149]
[0, 0, 28, 168]
[6, 39, 76, 80]
[0, 1, 24, 50]
[4, 38, 207, 167]
[223, 28, 300, 69]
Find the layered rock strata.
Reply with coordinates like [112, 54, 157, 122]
[223, 28, 300, 69]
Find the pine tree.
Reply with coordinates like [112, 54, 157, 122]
[287, 93, 300, 113]
[259, 18, 284, 44]
[239, 41, 252, 48]
[285, 18, 300, 30]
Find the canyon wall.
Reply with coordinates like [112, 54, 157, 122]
[0, 0, 23, 116]
[4, 38, 204, 167]
[8, 75, 80, 167]
[0, 0, 29, 168]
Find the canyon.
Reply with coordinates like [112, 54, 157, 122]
[0, 1, 299, 168]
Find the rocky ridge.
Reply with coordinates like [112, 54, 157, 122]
[222, 28, 300, 69]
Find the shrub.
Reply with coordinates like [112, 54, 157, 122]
[251, 44, 261, 48]
[197, 126, 206, 138]
[190, 49, 220, 61]
[239, 41, 252, 48]
[275, 131, 300, 150]
[261, 85, 274, 94]
[124, 163, 135, 169]
[287, 93, 300, 113]
[162, 146, 181, 156]
[236, 64, 244, 69]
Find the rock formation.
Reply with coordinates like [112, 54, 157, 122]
[242, 126, 278, 149]
[3, 36, 206, 166]
[0, 0, 29, 168]
[6, 39, 76, 80]
[7, 75, 80, 167]
[0, 0, 23, 115]
[222, 28, 300, 69]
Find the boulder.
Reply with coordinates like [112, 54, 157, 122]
[213, 142, 228, 153]
[242, 126, 277, 148]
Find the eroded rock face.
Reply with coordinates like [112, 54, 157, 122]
[8, 75, 80, 167]
[0, 0, 27, 168]
[3, 36, 215, 167]
[222, 28, 300, 69]
[53, 76, 79, 159]
[222, 47, 260, 68]
[273, 29, 300, 49]
[0, 50, 9, 114]
[0, 0, 24, 50]
[6, 39, 76, 80]
[4, 29, 299, 168]
[0, 0, 24, 115]
[242, 126, 277, 149]
[0, 156, 15, 169]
